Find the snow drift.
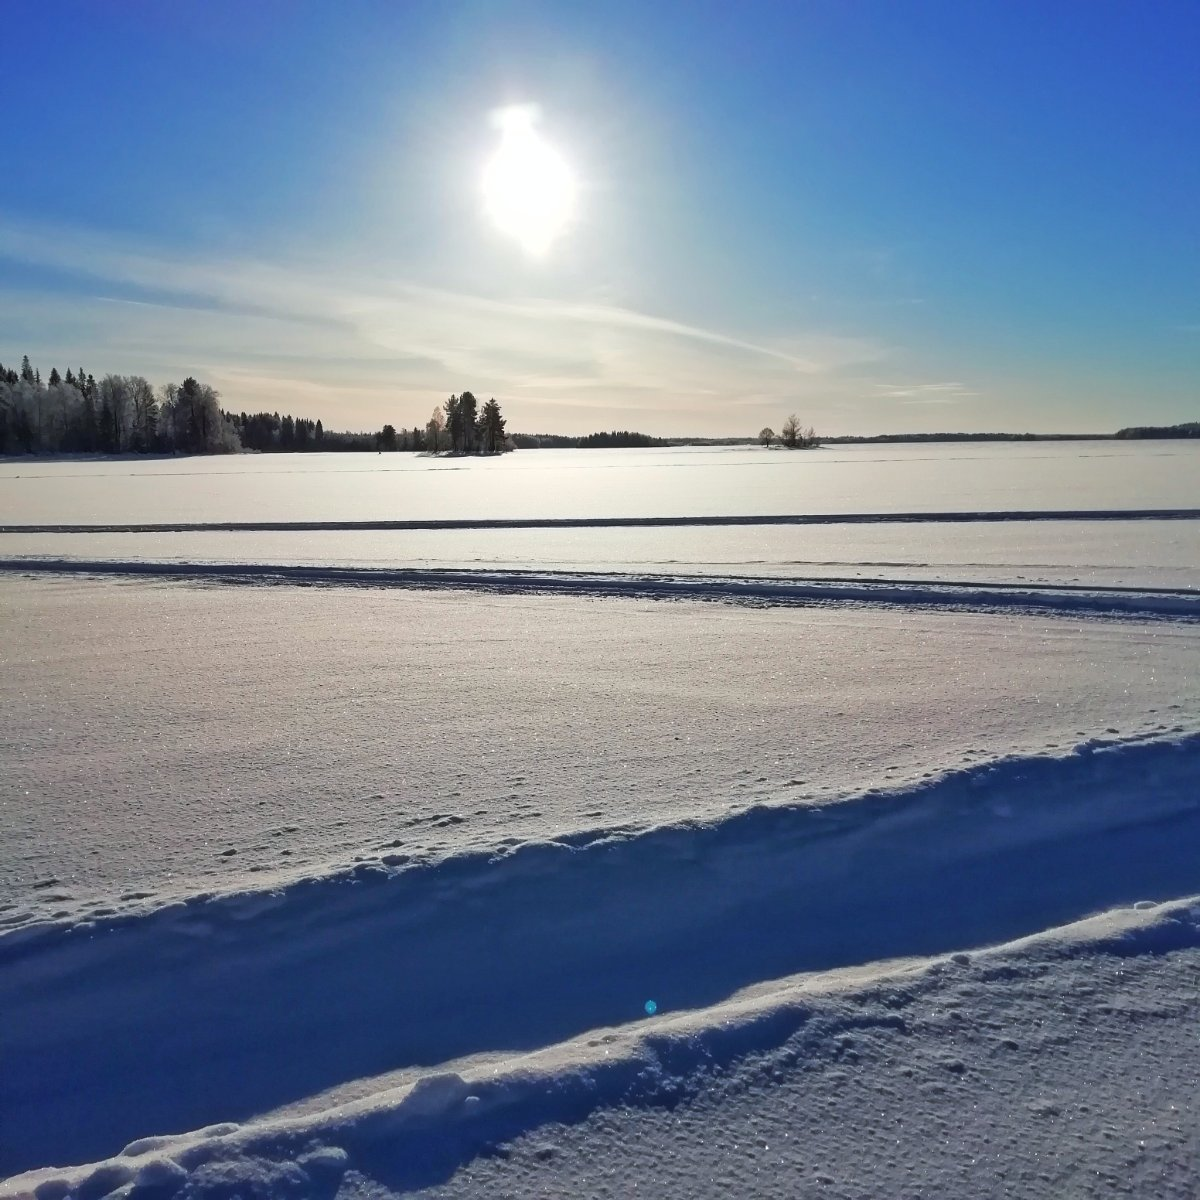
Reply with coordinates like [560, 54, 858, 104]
[3, 733, 1200, 1181]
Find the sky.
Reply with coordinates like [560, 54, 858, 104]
[0, 0, 1196, 437]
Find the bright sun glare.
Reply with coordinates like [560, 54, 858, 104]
[482, 105, 577, 256]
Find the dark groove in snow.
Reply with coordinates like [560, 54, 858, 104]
[2, 734, 1199, 1175]
[3, 558, 1198, 619]
[3, 507, 1200, 534]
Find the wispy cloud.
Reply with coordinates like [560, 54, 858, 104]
[872, 381, 979, 404]
[0, 215, 893, 433]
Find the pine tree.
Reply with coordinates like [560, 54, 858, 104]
[480, 397, 507, 453]
[48, 367, 61, 387]
[459, 391, 479, 452]
[443, 395, 463, 451]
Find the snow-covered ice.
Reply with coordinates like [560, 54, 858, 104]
[4, 517, 1200, 591]
[1, 443, 1198, 1195]
[4, 440, 1200, 525]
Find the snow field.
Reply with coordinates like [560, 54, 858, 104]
[4, 578, 1197, 928]
[2, 444, 1198, 1193]
[3, 440, 1200, 525]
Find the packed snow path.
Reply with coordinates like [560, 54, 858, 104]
[3, 558, 1199, 620]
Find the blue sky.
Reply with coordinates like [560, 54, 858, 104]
[1, 0, 1196, 435]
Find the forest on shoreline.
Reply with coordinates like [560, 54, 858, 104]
[0, 357, 667, 457]
[2, 354, 1195, 458]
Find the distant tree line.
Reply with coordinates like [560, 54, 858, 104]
[758, 415, 818, 448]
[824, 431, 1083, 443]
[510, 430, 666, 448]
[0, 356, 518, 458]
[1115, 422, 1200, 439]
[231, 411, 385, 452]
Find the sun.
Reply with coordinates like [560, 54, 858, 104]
[482, 105, 577, 256]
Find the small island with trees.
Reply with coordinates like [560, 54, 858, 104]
[758, 415, 818, 449]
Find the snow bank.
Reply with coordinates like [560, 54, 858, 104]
[6, 894, 1200, 1198]
[3, 733, 1199, 1180]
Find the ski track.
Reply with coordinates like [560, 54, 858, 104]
[2, 557, 1198, 621]
[4, 507, 1200, 534]
[3, 733, 1200, 1181]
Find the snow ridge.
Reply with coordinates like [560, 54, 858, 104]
[3, 558, 1198, 619]
[6, 898, 1200, 1198]
[3, 733, 1200, 1179]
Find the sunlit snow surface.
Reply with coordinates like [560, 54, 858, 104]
[3, 440, 1200, 524]
[2, 444, 1199, 1196]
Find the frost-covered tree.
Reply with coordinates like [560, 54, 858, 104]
[129, 376, 158, 452]
[158, 377, 239, 454]
[98, 375, 132, 452]
[45, 381, 82, 448]
[426, 405, 446, 453]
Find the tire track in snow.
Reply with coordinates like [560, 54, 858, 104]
[3, 733, 1200, 1176]
[4, 507, 1200, 534]
[3, 557, 1198, 620]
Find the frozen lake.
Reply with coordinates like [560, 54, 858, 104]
[3, 438, 1200, 1189]
[3, 440, 1199, 525]
[4, 441, 1199, 590]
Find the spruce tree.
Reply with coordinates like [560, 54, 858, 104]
[481, 397, 506, 453]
